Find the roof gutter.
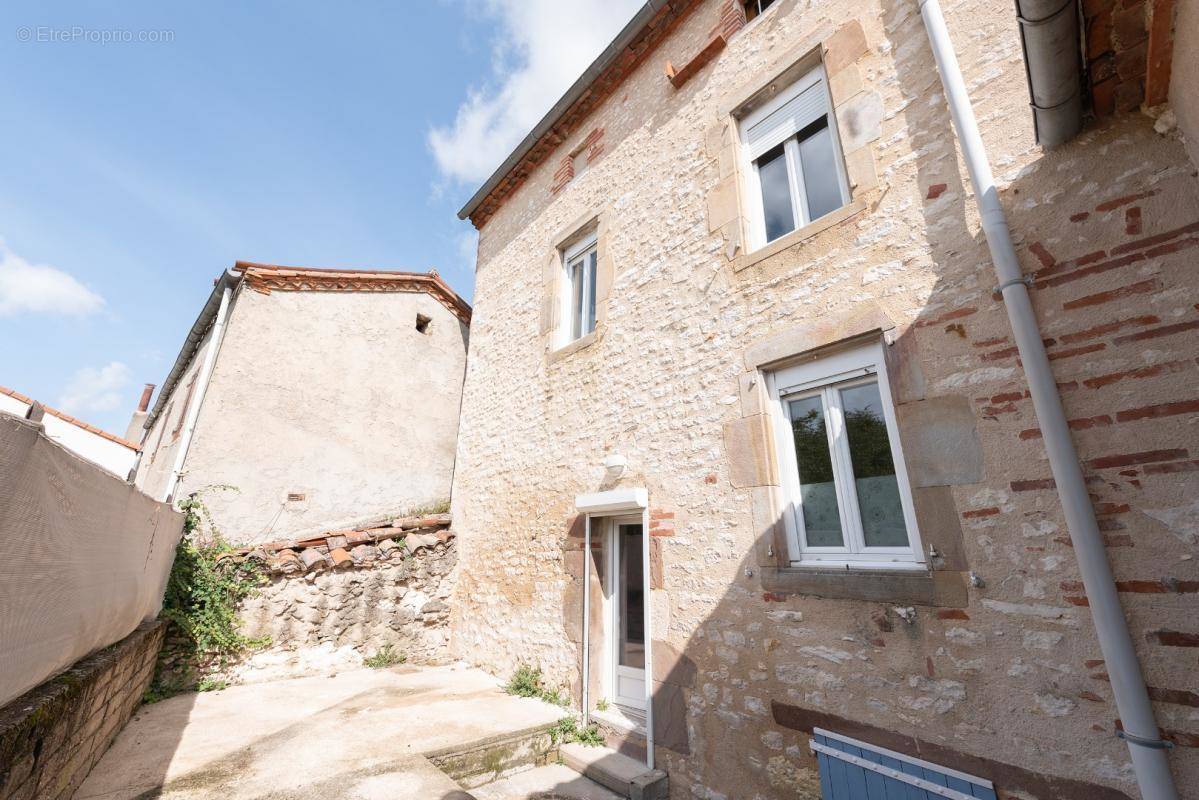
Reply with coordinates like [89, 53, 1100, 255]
[456, 0, 669, 221]
[144, 268, 242, 432]
[1015, 0, 1084, 148]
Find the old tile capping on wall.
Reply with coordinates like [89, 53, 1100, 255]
[225, 514, 457, 668]
[0, 621, 164, 800]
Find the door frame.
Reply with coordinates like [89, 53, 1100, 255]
[604, 515, 647, 714]
[577, 487, 653, 769]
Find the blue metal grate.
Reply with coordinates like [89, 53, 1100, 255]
[812, 728, 998, 800]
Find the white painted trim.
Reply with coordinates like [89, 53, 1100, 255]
[575, 487, 648, 514]
[582, 512, 592, 727]
[738, 63, 851, 252]
[641, 502, 654, 770]
[766, 341, 924, 566]
[812, 728, 994, 789]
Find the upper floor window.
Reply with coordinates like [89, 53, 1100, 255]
[743, 0, 777, 23]
[738, 65, 849, 249]
[766, 342, 923, 569]
[562, 234, 598, 343]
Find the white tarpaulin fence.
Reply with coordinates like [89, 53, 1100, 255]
[0, 412, 184, 706]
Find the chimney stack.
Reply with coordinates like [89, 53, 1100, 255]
[137, 383, 155, 413]
[124, 383, 156, 445]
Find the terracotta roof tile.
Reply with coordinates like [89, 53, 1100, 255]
[235, 262, 472, 325]
[233, 513, 452, 575]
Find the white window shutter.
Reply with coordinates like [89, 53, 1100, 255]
[745, 80, 828, 160]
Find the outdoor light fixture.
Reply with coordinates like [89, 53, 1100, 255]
[603, 453, 627, 478]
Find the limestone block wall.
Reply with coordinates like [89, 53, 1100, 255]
[0, 621, 163, 800]
[450, 0, 1199, 798]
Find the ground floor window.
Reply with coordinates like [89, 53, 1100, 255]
[766, 341, 923, 568]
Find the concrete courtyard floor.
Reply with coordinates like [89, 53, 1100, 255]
[75, 664, 581, 800]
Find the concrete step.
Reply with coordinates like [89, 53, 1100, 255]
[559, 743, 668, 800]
[588, 711, 648, 763]
[427, 721, 559, 789]
[471, 764, 625, 800]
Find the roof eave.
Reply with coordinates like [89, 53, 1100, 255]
[456, 0, 670, 222]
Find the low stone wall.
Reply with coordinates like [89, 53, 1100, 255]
[231, 530, 456, 680]
[0, 620, 163, 800]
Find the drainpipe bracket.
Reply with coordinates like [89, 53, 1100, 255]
[1116, 729, 1175, 750]
[995, 275, 1033, 295]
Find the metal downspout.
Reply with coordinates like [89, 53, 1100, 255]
[1015, 0, 1083, 148]
[916, 2, 1179, 798]
[162, 280, 235, 503]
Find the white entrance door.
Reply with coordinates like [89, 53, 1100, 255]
[608, 518, 646, 712]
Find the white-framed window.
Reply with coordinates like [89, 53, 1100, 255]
[561, 233, 598, 344]
[765, 341, 924, 569]
[738, 64, 850, 250]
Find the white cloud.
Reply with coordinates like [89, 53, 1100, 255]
[430, 0, 643, 185]
[0, 240, 105, 317]
[58, 362, 132, 416]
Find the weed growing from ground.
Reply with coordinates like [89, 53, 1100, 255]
[504, 664, 569, 707]
[549, 717, 605, 747]
[363, 644, 407, 668]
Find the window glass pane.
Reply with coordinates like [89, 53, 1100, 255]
[840, 381, 909, 547]
[585, 250, 597, 334]
[619, 524, 644, 669]
[798, 120, 843, 221]
[570, 258, 584, 340]
[756, 144, 795, 243]
[788, 395, 843, 547]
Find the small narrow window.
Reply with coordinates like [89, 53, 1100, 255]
[415, 313, 432, 334]
[739, 65, 849, 250]
[767, 342, 923, 568]
[561, 234, 598, 344]
[743, 0, 777, 23]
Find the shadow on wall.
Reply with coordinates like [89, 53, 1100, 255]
[550, 7, 1199, 800]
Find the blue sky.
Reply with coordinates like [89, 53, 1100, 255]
[0, 0, 639, 434]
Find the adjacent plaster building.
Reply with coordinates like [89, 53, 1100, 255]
[449, 0, 1198, 798]
[0, 384, 139, 478]
[136, 262, 470, 543]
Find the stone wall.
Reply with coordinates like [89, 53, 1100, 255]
[450, 0, 1199, 798]
[0, 621, 163, 800]
[231, 525, 457, 681]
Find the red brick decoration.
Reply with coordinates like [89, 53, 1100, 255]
[1085, 0, 1176, 115]
[467, 0, 704, 228]
[551, 153, 575, 195]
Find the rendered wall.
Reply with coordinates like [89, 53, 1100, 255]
[162, 286, 468, 543]
[450, 1, 1199, 798]
[0, 390, 137, 478]
[134, 324, 216, 502]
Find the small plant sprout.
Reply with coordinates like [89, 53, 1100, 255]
[363, 644, 407, 669]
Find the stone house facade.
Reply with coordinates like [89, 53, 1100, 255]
[136, 262, 470, 543]
[449, 1, 1198, 798]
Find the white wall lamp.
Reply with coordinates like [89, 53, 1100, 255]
[603, 453, 628, 479]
